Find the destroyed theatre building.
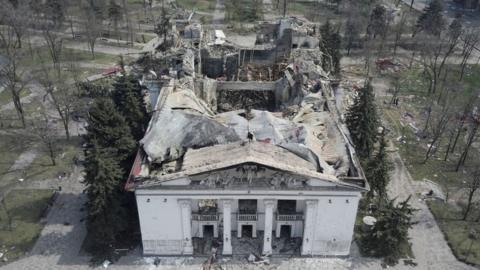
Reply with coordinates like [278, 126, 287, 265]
[126, 16, 367, 257]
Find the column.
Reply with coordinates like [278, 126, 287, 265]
[179, 199, 193, 255]
[222, 199, 233, 255]
[262, 199, 275, 255]
[301, 199, 318, 256]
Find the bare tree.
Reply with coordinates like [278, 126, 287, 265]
[32, 114, 60, 166]
[82, 8, 103, 59]
[392, 11, 408, 57]
[0, 0, 33, 48]
[37, 64, 76, 140]
[459, 28, 480, 80]
[456, 118, 479, 171]
[42, 28, 64, 72]
[0, 25, 29, 127]
[423, 97, 452, 163]
[462, 169, 480, 220]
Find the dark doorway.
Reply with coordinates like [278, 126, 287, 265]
[280, 225, 292, 238]
[203, 225, 214, 238]
[241, 225, 253, 238]
[277, 200, 296, 214]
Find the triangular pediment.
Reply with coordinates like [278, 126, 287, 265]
[148, 162, 350, 190]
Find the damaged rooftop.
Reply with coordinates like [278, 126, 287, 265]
[128, 17, 365, 190]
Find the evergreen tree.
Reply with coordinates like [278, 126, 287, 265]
[344, 17, 361, 56]
[345, 80, 379, 158]
[367, 5, 387, 39]
[415, 0, 446, 37]
[319, 20, 342, 75]
[360, 196, 414, 266]
[112, 73, 148, 140]
[365, 134, 392, 200]
[86, 98, 136, 161]
[83, 143, 127, 259]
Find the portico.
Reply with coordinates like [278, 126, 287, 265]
[133, 141, 367, 257]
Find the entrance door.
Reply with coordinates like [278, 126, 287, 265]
[241, 225, 253, 238]
[280, 225, 292, 238]
[203, 225, 214, 238]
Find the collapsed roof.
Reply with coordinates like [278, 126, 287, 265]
[130, 18, 366, 191]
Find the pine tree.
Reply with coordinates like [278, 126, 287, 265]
[319, 20, 342, 75]
[367, 5, 387, 39]
[83, 143, 127, 259]
[360, 196, 414, 266]
[86, 98, 136, 161]
[112, 74, 148, 140]
[345, 80, 379, 158]
[415, 0, 445, 37]
[365, 134, 392, 200]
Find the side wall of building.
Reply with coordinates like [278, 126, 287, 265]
[136, 194, 185, 255]
[310, 195, 360, 256]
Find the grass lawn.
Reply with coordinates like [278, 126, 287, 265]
[18, 47, 121, 67]
[0, 133, 30, 181]
[225, 0, 263, 22]
[0, 131, 82, 193]
[0, 88, 31, 108]
[427, 200, 480, 267]
[177, 0, 216, 13]
[0, 189, 54, 263]
[379, 64, 480, 188]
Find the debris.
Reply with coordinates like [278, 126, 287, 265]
[18, 178, 24, 182]
[247, 253, 256, 263]
[102, 260, 111, 268]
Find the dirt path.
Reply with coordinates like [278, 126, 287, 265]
[386, 151, 475, 270]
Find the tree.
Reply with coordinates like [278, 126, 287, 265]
[82, 4, 103, 59]
[365, 134, 391, 200]
[459, 28, 480, 80]
[367, 5, 387, 39]
[345, 79, 379, 158]
[108, 0, 123, 43]
[42, 25, 63, 71]
[456, 118, 479, 171]
[462, 169, 480, 220]
[360, 196, 414, 266]
[392, 11, 407, 57]
[111, 74, 148, 140]
[44, 0, 65, 27]
[423, 98, 452, 163]
[86, 98, 136, 162]
[415, 0, 445, 37]
[319, 20, 342, 75]
[344, 17, 362, 56]
[0, 0, 33, 48]
[37, 64, 76, 140]
[32, 114, 60, 166]
[83, 142, 126, 259]
[0, 26, 29, 127]
[154, 4, 171, 48]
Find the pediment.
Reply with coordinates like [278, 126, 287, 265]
[157, 163, 338, 189]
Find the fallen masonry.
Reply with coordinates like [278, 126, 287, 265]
[126, 14, 368, 258]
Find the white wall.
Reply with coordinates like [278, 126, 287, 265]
[311, 196, 360, 255]
[136, 194, 185, 255]
[136, 189, 362, 256]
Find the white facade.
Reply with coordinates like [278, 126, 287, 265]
[135, 174, 363, 256]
